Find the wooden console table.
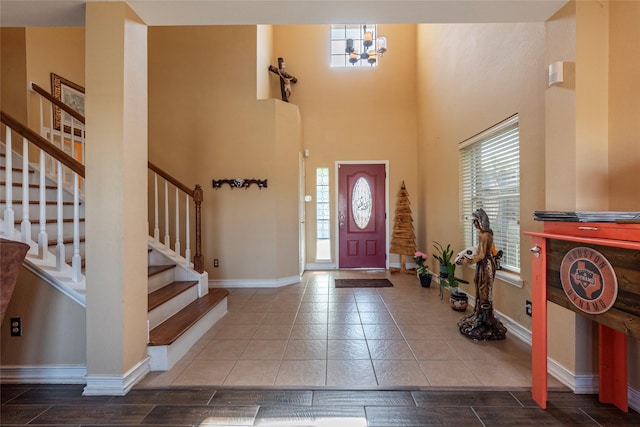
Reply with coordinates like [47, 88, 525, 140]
[524, 221, 640, 413]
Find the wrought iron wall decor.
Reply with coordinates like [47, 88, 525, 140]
[212, 178, 268, 189]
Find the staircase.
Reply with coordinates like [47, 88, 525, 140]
[145, 241, 227, 371]
[1, 104, 228, 375]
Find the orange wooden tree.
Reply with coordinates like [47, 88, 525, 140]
[389, 181, 417, 274]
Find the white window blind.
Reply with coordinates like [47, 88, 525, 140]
[459, 115, 520, 272]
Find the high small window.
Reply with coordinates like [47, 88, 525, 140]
[330, 24, 382, 68]
[459, 115, 520, 272]
[316, 168, 331, 261]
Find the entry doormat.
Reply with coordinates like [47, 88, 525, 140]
[334, 279, 394, 288]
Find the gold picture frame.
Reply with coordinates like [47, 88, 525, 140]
[51, 72, 85, 136]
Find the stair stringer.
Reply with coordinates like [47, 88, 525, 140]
[0, 223, 86, 307]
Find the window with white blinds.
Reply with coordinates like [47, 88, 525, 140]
[459, 115, 520, 272]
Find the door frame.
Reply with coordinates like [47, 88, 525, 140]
[334, 160, 389, 269]
[298, 152, 306, 276]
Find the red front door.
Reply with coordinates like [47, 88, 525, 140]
[338, 163, 386, 268]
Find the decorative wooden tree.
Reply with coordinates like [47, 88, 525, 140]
[389, 181, 417, 274]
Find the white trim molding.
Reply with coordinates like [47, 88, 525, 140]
[83, 357, 150, 396]
[305, 262, 338, 270]
[0, 364, 86, 384]
[209, 275, 300, 288]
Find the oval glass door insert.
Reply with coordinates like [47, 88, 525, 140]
[352, 177, 372, 229]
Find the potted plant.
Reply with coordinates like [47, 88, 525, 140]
[440, 267, 470, 311]
[433, 241, 469, 310]
[413, 251, 433, 288]
[432, 241, 454, 278]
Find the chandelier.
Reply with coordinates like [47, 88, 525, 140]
[345, 25, 387, 65]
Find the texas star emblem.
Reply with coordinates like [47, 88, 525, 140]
[560, 247, 618, 314]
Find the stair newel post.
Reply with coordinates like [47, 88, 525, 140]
[153, 173, 159, 243]
[3, 126, 14, 238]
[184, 192, 191, 268]
[21, 137, 31, 243]
[164, 180, 170, 250]
[193, 184, 203, 273]
[55, 161, 65, 270]
[174, 187, 181, 257]
[37, 148, 48, 258]
[71, 173, 82, 282]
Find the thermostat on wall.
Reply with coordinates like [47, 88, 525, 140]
[548, 61, 564, 87]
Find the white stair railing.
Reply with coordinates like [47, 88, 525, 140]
[1, 111, 85, 283]
[2, 126, 14, 238]
[31, 82, 85, 189]
[148, 162, 204, 273]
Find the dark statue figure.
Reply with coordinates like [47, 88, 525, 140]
[454, 208, 507, 341]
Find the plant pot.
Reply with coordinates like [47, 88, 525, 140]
[439, 264, 449, 278]
[449, 292, 468, 311]
[418, 274, 432, 288]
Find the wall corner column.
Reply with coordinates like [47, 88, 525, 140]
[83, 2, 149, 395]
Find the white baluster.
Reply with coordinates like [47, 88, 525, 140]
[185, 194, 191, 268]
[174, 187, 180, 257]
[72, 173, 81, 282]
[80, 124, 85, 165]
[164, 180, 170, 250]
[154, 173, 159, 243]
[21, 137, 31, 243]
[37, 149, 48, 258]
[37, 89, 44, 136]
[56, 162, 64, 270]
[3, 126, 14, 238]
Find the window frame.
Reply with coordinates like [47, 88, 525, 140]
[330, 24, 379, 68]
[459, 115, 521, 281]
[315, 167, 331, 261]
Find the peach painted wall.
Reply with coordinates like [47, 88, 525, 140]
[24, 27, 85, 135]
[416, 22, 546, 333]
[84, 1, 149, 378]
[148, 25, 302, 282]
[0, 28, 28, 122]
[272, 24, 418, 266]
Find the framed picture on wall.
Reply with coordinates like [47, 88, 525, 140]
[51, 72, 85, 136]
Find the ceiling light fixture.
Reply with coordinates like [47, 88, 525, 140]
[345, 25, 387, 65]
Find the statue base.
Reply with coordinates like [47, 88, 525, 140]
[457, 302, 507, 341]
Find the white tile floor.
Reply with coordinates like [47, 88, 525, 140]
[140, 270, 564, 389]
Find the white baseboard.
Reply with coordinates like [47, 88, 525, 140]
[83, 357, 150, 396]
[305, 262, 337, 270]
[0, 364, 86, 384]
[209, 275, 300, 288]
[494, 310, 532, 346]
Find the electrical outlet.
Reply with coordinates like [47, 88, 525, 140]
[10, 317, 22, 336]
[525, 300, 532, 316]
[213, 259, 219, 268]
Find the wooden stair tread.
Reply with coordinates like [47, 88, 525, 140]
[1, 200, 78, 205]
[47, 237, 85, 246]
[17, 217, 85, 225]
[2, 182, 56, 190]
[148, 264, 175, 277]
[148, 280, 198, 312]
[148, 289, 229, 346]
[0, 166, 34, 173]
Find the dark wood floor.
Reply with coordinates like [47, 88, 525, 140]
[1, 384, 639, 426]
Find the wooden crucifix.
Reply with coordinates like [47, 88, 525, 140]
[268, 57, 298, 102]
